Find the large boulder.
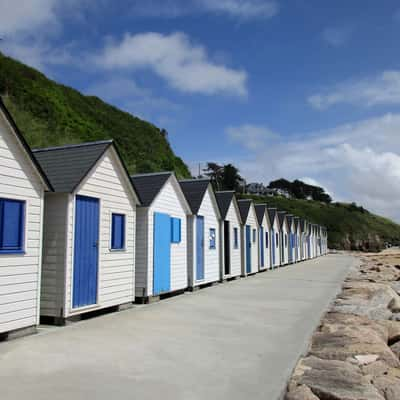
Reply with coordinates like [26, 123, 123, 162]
[332, 281, 400, 320]
[293, 356, 384, 400]
[285, 385, 319, 400]
[372, 375, 400, 400]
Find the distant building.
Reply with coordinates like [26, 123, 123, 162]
[245, 183, 292, 198]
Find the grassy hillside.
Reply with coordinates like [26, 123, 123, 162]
[241, 194, 400, 251]
[0, 52, 190, 177]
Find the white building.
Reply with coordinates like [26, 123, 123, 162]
[0, 99, 51, 337]
[238, 200, 259, 275]
[255, 204, 272, 270]
[267, 208, 281, 268]
[179, 179, 221, 289]
[34, 140, 140, 323]
[278, 212, 290, 265]
[131, 172, 191, 301]
[215, 191, 243, 280]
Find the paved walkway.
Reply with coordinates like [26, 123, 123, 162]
[0, 253, 356, 400]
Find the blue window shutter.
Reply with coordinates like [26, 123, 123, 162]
[0, 198, 25, 252]
[111, 213, 125, 250]
[171, 217, 181, 243]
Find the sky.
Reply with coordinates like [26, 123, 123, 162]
[1, 0, 400, 221]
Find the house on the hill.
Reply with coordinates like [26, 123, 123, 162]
[255, 204, 272, 270]
[0, 99, 52, 337]
[131, 172, 191, 301]
[237, 199, 259, 275]
[179, 179, 221, 289]
[215, 191, 242, 280]
[34, 140, 140, 323]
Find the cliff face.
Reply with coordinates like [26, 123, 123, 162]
[339, 234, 385, 252]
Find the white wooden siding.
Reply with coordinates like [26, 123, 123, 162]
[189, 187, 220, 287]
[272, 218, 281, 267]
[63, 148, 136, 316]
[259, 214, 271, 270]
[223, 201, 242, 278]
[147, 178, 188, 297]
[281, 223, 289, 265]
[0, 114, 45, 334]
[135, 207, 148, 297]
[40, 193, 68, 317]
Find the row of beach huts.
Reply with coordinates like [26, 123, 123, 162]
[0, 98, 328, 338]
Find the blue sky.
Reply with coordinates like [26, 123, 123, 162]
[2, 0, 400, 221]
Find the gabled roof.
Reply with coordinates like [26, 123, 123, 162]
[237, 199, 252, 223]
[179, 179, 211, 215]
[267, 208, 277, 225]
[300, 219, 307, 232]
[0, 97, 52, 191]
[294, 217, 300, 231]
[286, 214, 293, 229]
[277, 211, 287, 228]
[255, 204, 267, 226]
[33, 140, 115, 193]
[131, 171, 172, 207]
[215, 191, 235, 220]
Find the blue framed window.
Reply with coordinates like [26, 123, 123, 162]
[171, 217, 181, 243]
[209, 228, 216, 249]
[0, 198, 25, 254]
[111, 213, 125, 250]
[252, 229, 256, 243]
[233, 227, 239, 249]
[265, 231, 269, 248]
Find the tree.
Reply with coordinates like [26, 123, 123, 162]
[203, 162, 224, 190]
[221, 164, 244, 191]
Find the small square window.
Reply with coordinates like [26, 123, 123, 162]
[111, 213, 125, 250]
[171, 217, 181, 243]
[252, 229, 256, 243]
[0, 198, 25, 253]
[209, 228, 216, 249]
[233, 227, 239, 249]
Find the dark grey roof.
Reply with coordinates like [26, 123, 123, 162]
[294, 217, 300, 231]
[33, 140, 112, 193]
[0, 97, 52, 191]
[300, 219, 306, 232]
[179, 179, 210, 214]
[255, 204, 267, 225]
[277, 211, 287, 228]
[215, 191, 235, 220]
[286, 215, 293, 229]
[267, 208, 277, 225]
[237, 199, 252, 222]
[131, 172, 172, 207]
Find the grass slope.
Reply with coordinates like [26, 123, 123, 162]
[241, 194, 400, 251]
[0, 52, 190, 178]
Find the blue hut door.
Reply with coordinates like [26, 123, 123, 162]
[73, 195, 99, 308]
[246, 225, 251, 273]
[196, 216, 205, 280]
[153, 212, 171, 295]
[271, 229, 275, 267]
[259, 227, 264, 268]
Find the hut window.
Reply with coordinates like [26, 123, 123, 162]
[171, 217, 181, 243]
[276, 233, 279, 247]
[233, 227, 239, 249]
[209, 228, 216, 249]
[252, 229, 256, 243]
[0, 198, 25, 253]
[285, 234, 288, 247]
[111, 213, 125, 250]
[265, 231, 269, 248]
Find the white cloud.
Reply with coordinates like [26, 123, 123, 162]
[322, 25, 353, 47]
[226, 124, 278, 150]
[129, 0, 279, 20]
[226, 115, 400, 222]
[308, 70, 400, 110]
[93, 32, 247, 97]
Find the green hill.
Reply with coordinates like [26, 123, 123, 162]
[0, 52, 190, 178]
[240, 194, 400, 251]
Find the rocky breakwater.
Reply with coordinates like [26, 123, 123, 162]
[285, 249, 400, 400]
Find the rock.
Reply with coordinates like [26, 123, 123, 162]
[378, 320, 400, 344]
[295, 356, 384, 400]
[390, 342, 400, 359]
[390, 313, 400, 321]
[285, 385, 320, 400]
[391, 281, 400, 295]
[373, 375, 400, 400]
[361, 360, 390, 377]
[333, 281, 400, 320]
[355, 354, 379, 365]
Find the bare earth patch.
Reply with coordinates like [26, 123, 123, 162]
[285, 249, 400, 400]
